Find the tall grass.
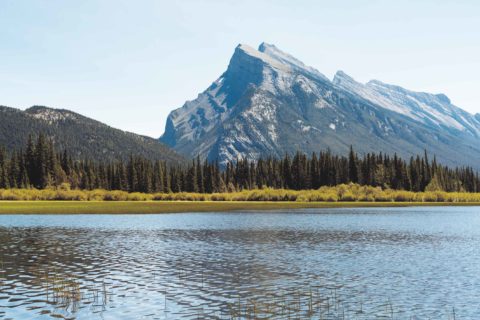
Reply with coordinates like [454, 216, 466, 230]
[1, 183, 480, 202]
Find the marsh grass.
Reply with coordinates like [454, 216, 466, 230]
[32, 266, 109, 314]
[1, 183, 480, 203]
[37, 270, 82, 312]
[221, 287, 459, 320]
[7, 255, 462, 319]
[0, 184, 479, 214]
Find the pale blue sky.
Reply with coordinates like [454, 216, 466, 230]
[1, 0, 479, 137]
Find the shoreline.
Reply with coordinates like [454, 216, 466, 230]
[0, 201, 480, 214]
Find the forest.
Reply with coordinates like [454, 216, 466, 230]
[0, 134, 479, 194]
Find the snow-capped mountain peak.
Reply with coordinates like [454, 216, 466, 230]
[161, 42, 480, 169]
[258, 42, 329, 81]
[235, 44, 290, 72]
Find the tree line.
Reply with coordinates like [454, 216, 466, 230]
[0, 134, 478, 193]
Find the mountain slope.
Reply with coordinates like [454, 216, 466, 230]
[0, 105, 185, 163]
[160, 43, 480, 169]
[333, 71, 480, 136]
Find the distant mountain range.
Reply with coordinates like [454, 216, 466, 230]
[160, 42, 480, 169]
[0, 105, 185, 163]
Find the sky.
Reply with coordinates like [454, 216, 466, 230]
[1, 0, 479, 138]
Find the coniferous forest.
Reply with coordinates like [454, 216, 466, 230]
[0, 134, 479, 194]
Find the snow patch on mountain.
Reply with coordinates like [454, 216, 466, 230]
[296, 119, 319, 133]
[244, 94, 278, 141]
[334, 71, 480, 136]
[258, 42, 329, 82]
[333, 71, 419, 120]
[237, 44, 290, 72]
[26, 106, 78, 124]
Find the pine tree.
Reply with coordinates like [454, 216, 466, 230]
[348, 146, 358, 183]
[1, 134, 480, 194]
[196, 155, 205, 193]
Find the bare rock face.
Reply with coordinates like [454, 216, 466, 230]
[161, 43, 480, 169]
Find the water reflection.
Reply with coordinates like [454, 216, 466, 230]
[0, 207, 479, 319]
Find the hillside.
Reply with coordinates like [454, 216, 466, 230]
[0, 105, 185, 163]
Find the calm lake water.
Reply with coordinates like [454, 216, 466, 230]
[1, 207, 480, 319]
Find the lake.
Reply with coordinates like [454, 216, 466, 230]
[1, 207, 480, 319]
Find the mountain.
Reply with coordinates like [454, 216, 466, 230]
[161, 42, 480, 169]
[0, 105, 185, 163]
[332, 71, 480, 136]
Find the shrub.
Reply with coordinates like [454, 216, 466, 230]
[127, 192, 152, 201]
[0, 189, 21, 200]
[88, 189, 107, 201]
[325, 192, 338, 202]
[58, 183, 71, 191]
[422, 192, 438, 202]
[374, 192, 393, 202]
[393, 191, 415, 202]
[340, 191, 356, 201]
[357, 194, 375, 202]
[0, 184, 479, 203]
[210, 193, 226, 201]
[103, 190, 129, 201]
[53, 190, 85, 201]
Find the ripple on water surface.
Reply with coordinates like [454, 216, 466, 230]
[1, 207, 480, 319]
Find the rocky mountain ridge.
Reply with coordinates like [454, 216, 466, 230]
[161, 42, 480, 169]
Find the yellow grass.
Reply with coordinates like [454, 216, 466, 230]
[1, 184, 480, 213]
[0, 200, 479, 214]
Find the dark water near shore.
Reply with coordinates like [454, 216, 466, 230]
[1, 207, 480, 319]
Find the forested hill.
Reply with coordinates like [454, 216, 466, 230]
[0, 105, 185, 164]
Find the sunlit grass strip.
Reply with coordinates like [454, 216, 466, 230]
[1, 183, 480, 214]
[0, 200, 479, 214]
[2, 184, 480, 201]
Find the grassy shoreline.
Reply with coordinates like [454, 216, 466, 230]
[1, 200, 480, 214]
[2, 184, 480, 213]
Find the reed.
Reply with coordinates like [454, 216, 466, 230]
[16, 261, 463, 319]
[32, 265, 110, 314]
[222, 287, 460, 320]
